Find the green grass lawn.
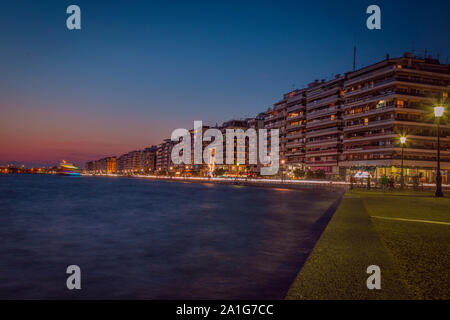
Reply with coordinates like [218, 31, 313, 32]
[286, 189, 450, 300]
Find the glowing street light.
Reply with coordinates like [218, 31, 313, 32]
[400, 136, 406, 189]
[281, 159, 286, 183]
[434, 106, 444, 197]
[434, 106, 444, 117]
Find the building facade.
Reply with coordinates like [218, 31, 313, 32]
[156, 139, 175, 173]
[340, 53, 450, 183]
[305, 76, 345, 177]
[265, 53, 449, 182]
[84, 52, 449, 182]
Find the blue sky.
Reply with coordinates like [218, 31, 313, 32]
[1, 0, 449, 166]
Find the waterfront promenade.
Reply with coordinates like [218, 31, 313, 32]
[286, 189, 450, 300]
[82, 173, 450, 191]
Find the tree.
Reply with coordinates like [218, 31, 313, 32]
[315, 169, 326, 179]
[214, 168, 227, 177]
[293, 168, 305, 179]
[306, 169, 326, 180]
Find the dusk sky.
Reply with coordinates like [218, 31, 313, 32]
[1, 0, 449, 167]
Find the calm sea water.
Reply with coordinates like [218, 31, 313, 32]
[0, 174, 342, 299]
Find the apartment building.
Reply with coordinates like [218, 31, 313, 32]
[340, 53, 450, 183]
[85, 156, 116, 174]
[305, 76, 346, 176]
[265, 79, 345, 177]
[156, 139, 175, 173]
[217, 119, 250, 176]
[85, 161, 94, 172]
[141, 146, 158, 173]
[265, 97, 287, 164]
[247, 113, 266, 175]
[106, 157, 116, 173]
[263, 53, 449, 182]
[84, 53, 448, 181]
[116, 150, 142, 174]
[284, 89, 307, 169]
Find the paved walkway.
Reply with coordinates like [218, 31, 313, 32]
[286, 193, 410, 299]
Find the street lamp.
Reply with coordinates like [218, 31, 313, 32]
[434, 106, 444, 197]
[400, 136, 406, 189]
[281, 159, 286, 183]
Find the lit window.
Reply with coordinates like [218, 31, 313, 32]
[397, 100, 404, 108]
[331, 114, 335, 121]
[364, 118, 369, 126]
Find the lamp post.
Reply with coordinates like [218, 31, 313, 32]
[281, 159, 286, 183]
[434, 106, 444, 197]
[400, 136, 406, 189]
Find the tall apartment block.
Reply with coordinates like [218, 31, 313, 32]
[106, 157, 117, 173]
[116, 150, 142, 174]
[156, 139, 175, 173]
[265, 97, 287, 163]
[85, 156, 116, 174]
[340, 53, 450, 183]
[284, 89, 307, 168]
[305, 76, 346, 176]
[137, 146, 158, 173]
[247, 113, 266, 175]
[266, 52, 449, 182]
[218, 119, 250, 176]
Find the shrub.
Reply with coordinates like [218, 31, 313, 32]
[214, 168, 227, 177]
[293, 168, 305, 178]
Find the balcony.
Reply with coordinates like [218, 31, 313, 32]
[306, 149, 339, 156]
[286, 141, 303, 148]
[394, 75, 449, 90]
[285, 151, 304, 156]
[307, 86, 340, 101]
[343, 146, 394, 154]
[286, 123, 304, 131]
[343, 133, 396, 144]
[345, 78, 396, 98]
[306, 127, 340, 138]
[306, 139, 339, 148]
[344, 119, 394, 132]
[307, 106, 339, 120]
[286, 132, 303, 140]
[306, 160, 339, 166]
[345, 88, 436, 109]
[343, 106, 396, 120]
[345, 65, 396, 87]
[287, 114, 304, 121]
[287, 104, 305, 113]
[265, 121, 285, 129]
[307, 95, 340, 109]
[306, 118, 339, 129]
